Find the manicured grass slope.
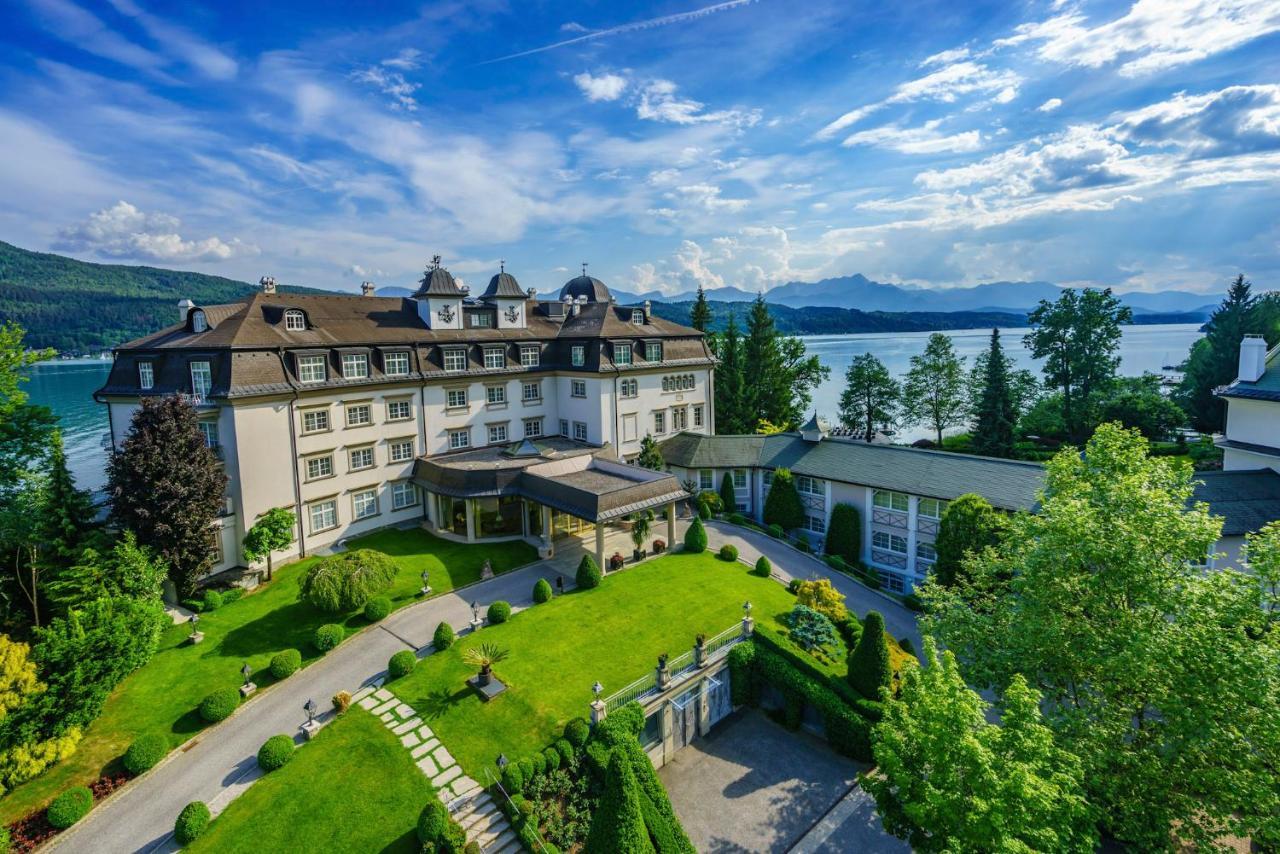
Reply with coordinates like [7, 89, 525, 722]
[0, 528, 534, 823]
[388, 552, 802, 775]
[189, 709, 432, 853]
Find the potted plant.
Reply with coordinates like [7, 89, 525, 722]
[630, 510, 653, 562]
[653, 538, 666, 554]
[609, 552, 625, 571]
[463, 642, 509, 687]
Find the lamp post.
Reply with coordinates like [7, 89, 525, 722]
[419, 569, 431, 597]
[470, 600, 482, 633]
[187, 613, 203, 645]
[741, 600, 755, 636]
[241, 663, 252, 686]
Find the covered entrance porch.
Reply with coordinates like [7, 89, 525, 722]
[413, 437, 688, 571]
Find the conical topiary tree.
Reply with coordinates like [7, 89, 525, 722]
[684, 516, 708, 553]
[719, 472, 737, 515]
[576, 554, 602, 589]
[584, 750, 654, 854]
[763, 468, 805, 531]
[848, 610, 892, 701]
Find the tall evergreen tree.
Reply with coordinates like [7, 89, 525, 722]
[838, 354, 900, 441]
[777, 336, 829, 429]
[40, 431, 96, 565]
[636, 434, 665, 470]
[689, 286, 712, 333]
[902, 333, 967, 446]
[970, 329, 1018, 457]
[715, 313, 748, 434]
[1175, 275, 1276, 432]
[743, 294, 785, 428]
[108, 396, 227, 598]
[1024, 288, 1132, 444]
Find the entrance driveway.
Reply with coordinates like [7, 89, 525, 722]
[658, 709, 906, 853]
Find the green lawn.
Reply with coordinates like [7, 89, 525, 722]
[385, 552, 802, 776]
[0, 527, 535, 824]
[190, 709, 432, 853]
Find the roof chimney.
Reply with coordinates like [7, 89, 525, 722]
[178, 298, 194, 323]
[526, 287, 537, 299]
[361, 281, 376, 297]
[259, 275, 277, 295]
[1239, 334, 1268, 383]
[643, 299, 651, 322]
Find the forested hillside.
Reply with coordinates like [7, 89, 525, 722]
[0, 241, 325, 352]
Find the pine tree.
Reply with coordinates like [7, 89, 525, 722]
[40, 430, 97, 565]
[636, 434, 666, 470]
[970, 329, 1018, 457]
[715, 313, 747, 434]
[107, 396, 227, 598]
[689, 286, 712, 333]
[847, 610, 892, 700]
[838, 354, 900, 442]
[743, 294, 784, 427]
[902, 333, 966, 446]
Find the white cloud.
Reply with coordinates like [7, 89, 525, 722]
[573, 71, 628, 102]
[104, 0, 238, 79]
[673, 183, 750, 212]
[380, 48, 422, 70]
[842, 120, 982, 154]
[1110, 84, 1280, 155]
[636, 79, 761, 126]
[996, 0, 1280, 77]
[350, 66, 420, 111]
[920, 46, 970, 68]
[1038, 97, 1063, 112]
[816, 60, 1021, 140]
[54, 201, 254, 261]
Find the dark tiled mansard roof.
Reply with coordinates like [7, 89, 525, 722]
[99, 284, 713, 401]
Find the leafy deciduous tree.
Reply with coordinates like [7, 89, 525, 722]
[46, 531, 166, 613]
[300, 550, 397, 613]
[932, 493, 1006, 588]
[838, 354, 899, 442]
[902, 333, 967, 446]
[865, 637, 1096, 853]
[242, 507, 297, 582]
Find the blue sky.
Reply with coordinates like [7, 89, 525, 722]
[1, 0, 1278, 297]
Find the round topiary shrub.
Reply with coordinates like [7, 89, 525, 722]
[788, 578, 804, 594]
[313, 623, 344, 653]
[697, 501, 711, 520]
[122, 733, 168, 776]
[363, 596, 392, 622]
[198, 687, 240, 723]
[543, 745, 561, 771]
[718, 544, 738, 562]
[532, 577, 552, 604]
[433, 621, 455, 651]
[554, 737, 575, 766]
[174, 801, 211, 845]
[529, 751, 547, 777]
[269, 648, 302, 680]
[257, 734, 294, 771]
[684, 516, 708, 553]
[388, 649, 417, 680]
[417, 798, 448, 844]
[575, 554, 601, 590]
[201, 589, 223, 611]
[753, 556, 772, 578]
[487, 600, 511, 624]
[46, 787, 92, 829]
[501, 761, 524, 793]
[517, 757, 534, 787]
[563, 717, 589, 748]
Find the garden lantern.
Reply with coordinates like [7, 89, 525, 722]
[743, 600, 752, 615]
[592, 681, 603, 699]
[303, 698, 317, 725]
[420, 569, 431, 595]
[496, 753, 509, 770]
[189, 613, 199, 634]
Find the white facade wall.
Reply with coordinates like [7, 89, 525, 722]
[1222, 398, 1280, 473]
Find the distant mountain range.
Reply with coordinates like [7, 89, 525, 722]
[612, 275, 1218, 317]
[0, 239, 1216, 353]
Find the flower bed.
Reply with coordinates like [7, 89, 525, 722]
[6, 771, 129, 853]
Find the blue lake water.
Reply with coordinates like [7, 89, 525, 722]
[24, 323, 1203, 493]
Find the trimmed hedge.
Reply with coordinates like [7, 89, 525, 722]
[198, 687, 240, 723]
[554, 737, 575, 765]
[728, 512, 747, 526]
[257, 734, 294, 771]
[363, 596, 392, 622]
[201, 589, 223, 612]
[433, 620, 455, 651]
[767, 523, 784, 539]
[46, 786, 92, 829]
[575, 554, 602, 589]
[501, 761, 524, 793]
[175, 801, 211, 845]
[269, 648, 302, 680]
[313, 623, 344, 653]
[388, 650, 417, 680]
[122, 733, 168, 775]
[718, 544, 738, 562]
[753, 556, 772, 577]
[564, 716, 590, 748]
[532, 577, 553, 603]
[684, 516, 708, 553]
[487, 600, 512, 624]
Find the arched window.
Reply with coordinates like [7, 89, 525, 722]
[191, 310, 207, 333]
[284, 309, 306, 331]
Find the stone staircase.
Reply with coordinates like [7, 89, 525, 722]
[454, 791, 520, 853]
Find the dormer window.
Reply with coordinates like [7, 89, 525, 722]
[191, 310, 208, 333]
[631, 309, 644, 324]
[342, 353, 369, 379]
[297, 354, 327, 384]
[138, 361, 154, 390]
[645, 342, 662, 362]
[614, 343, 632, 365]
[284, 310, 306, 331]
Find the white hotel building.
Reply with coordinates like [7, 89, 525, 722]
[96, 263, 709, 577]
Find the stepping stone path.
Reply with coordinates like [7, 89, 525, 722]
[349, 681, 518, 852]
